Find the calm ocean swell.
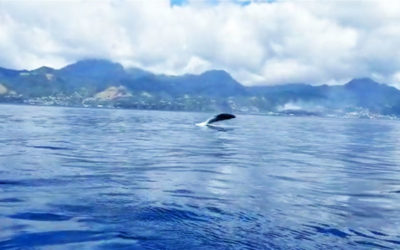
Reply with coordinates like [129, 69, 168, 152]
[0, 104, 400, 249]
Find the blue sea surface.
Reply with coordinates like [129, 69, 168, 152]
[0, 104, 400, 249]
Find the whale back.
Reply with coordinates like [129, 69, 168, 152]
[206, 113, 235, 124]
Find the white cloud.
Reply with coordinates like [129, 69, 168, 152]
[0, 0, 399, 86]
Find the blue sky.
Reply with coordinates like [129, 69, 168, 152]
[170, 0, 186, 5]
[0, 0, 399, 86]
[170, 0, 254, 6]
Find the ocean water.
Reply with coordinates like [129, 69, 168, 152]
[0, 104, 400, 249]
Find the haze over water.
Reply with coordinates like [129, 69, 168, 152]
[0, 104, 400, 249]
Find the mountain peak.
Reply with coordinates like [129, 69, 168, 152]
[32, 66, 55, 74]
[346, 78, 380, 89]
[198, 70, 240, 85]
[61, 59, 123, 70]
[200, 69, 232, 78]
[59, 59, 125, 78]
[67, 58, 120, 66]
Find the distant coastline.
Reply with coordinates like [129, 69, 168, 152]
[1, 59, 400, 119]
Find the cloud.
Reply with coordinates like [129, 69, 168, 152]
[0, 0, 399, 86]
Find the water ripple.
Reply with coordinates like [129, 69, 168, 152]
[1, 105, 400, 249]
[9, 212, 72, 221]
[0, 230, 107, 249]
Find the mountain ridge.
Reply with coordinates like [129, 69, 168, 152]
[0, 59, 399, 118]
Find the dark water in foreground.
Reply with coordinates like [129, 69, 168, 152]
[0, 104, 400, 249]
